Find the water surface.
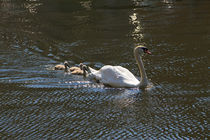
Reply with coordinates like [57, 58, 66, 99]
[0, 0, 209, 139]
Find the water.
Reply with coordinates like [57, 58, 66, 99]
[0, 0, 209, 139]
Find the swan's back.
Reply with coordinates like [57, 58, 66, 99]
[97, 65, 140, 88]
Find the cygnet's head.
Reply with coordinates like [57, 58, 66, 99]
[79, 63, 83, 70]
[64, 61, 70, 68]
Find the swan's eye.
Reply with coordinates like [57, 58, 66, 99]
[142, 48, 148, 53]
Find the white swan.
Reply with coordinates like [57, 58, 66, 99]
[84, 45, 151, 88]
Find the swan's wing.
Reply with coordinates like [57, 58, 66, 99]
[99, 65, 140, 88]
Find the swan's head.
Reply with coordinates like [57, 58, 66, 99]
[136, 45, 152, 55]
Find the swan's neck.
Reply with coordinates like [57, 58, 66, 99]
[134, 48, 148, 87]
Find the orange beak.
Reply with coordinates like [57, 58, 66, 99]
[146, 50, 152, 55]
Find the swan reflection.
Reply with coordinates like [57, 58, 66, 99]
[114, 89, 139, 107]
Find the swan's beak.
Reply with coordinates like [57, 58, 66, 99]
[146, 50, 152, 55]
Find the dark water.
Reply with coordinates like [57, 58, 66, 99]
[0, 0, 209, 139]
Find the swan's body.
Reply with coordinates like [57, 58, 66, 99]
[88, 66, 140, 87]
[85, 46, 151, 88]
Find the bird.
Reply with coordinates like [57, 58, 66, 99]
[54, 64, 66, 70]
[83, 45, 152, 88]
[54, 61, 86, 76]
